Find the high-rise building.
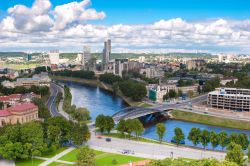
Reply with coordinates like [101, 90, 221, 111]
[49, 50, 59, 65]
[113, 59, 128, 77]
[83, 46, 91, 65]
[102, 39, 111, 70]
[27, 54, 32, 61]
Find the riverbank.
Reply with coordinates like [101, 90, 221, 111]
[51, 75, 147, 107]
[171, 110, 250, 130]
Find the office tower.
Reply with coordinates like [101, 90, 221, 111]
[83, 46, 91, 65]
[102, 39, 111, 70]
[49, 50, 60, 65]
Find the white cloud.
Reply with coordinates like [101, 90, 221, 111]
[53, 0, 105, 30]
[0, 0, 250, 53]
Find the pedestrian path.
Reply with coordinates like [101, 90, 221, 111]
[39, 147, 75, 166]
[0, 159, 15, 166]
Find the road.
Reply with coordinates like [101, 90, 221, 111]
[46, 83, 62, 117]
[88, 129, 225, 160]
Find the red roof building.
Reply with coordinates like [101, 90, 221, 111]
[0, 102, 39, 127]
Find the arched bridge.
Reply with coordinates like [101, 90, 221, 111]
[112, 106, 174, 122]
[112, 94, 208, 122]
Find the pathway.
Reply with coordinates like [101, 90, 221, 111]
[38, 147, 75, 166]
[0, 159, 15, 166]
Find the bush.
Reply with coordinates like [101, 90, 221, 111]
[112, 159, 118, 165]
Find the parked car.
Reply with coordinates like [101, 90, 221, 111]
[97, 136, 102, 139]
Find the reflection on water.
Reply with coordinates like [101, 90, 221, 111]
[61, 81, 127, 120]
[142, 119, 250, 151]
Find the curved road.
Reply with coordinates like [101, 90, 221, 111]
[46, 83, 62, 117]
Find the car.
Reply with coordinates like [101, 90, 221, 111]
[97, 136, 102, 139]
[105, 138, 111, 142]
[204, 112, 208, 114]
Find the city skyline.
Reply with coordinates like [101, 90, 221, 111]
[0, 0, 250, 53]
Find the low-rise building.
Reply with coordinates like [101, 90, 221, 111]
[207, 87, 250, 111]
[0, 102, 39, 127]
[220, 77, 238, 86]
[186, 59, 206, 71]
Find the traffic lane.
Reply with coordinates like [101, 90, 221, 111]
[88, 133, 225, 160]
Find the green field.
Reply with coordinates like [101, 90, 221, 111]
[59, 149, 145, 166]
[171, 110, 250, 130]
[42, 147, 68, 158]
[15, 158, 44, 166]
[48, 162, 70, 166]
[0, 63, 39, 70]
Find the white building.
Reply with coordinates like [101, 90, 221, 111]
[207, 88, 250, 111]
[113, 59, 128, 77]
[49, 50, 60, 65]
[138, 56, 145, 63]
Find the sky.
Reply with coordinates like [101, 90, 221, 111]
[0, 0, 250, 53]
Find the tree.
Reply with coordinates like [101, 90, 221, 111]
[156, 123, 166, 143]
[237, 133, 249, 150]
[218, 131, 228, 151]
[71, 123, 90, 146]
[104, 116, 115, 133]
[248, 145, 250, 162]
[229, 133, 238, 144]
[116, 119, 126, 136]
[188, 128, 201, 147]
[133, 119, 144, 138]
[199, 130, 210, 149]
[226, 143, 245, 166]
[163, 93, 169, 101]
[172, 127, 185, 146]
[210, 131, 219, 150]
[47, 125, 61, 146]
[168, 90, 177, 99]
[125, 119, 134, 138]
[95, 114, 106, 133]
[76, 146, 95, 166]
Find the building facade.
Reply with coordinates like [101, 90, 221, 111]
[207, 88, 250, 111]
[49, 50, 60, 65]
[0, 103, 39, 127]
[113, 59, 129, 77]
[102, 39, 111, 70]
[186, 59, 206, 70]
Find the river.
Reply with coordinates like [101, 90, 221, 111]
[62, 81, 250, 151]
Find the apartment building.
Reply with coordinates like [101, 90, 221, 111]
[207, 88, 250, 111]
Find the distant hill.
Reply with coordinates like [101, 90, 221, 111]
[0, 52, 26, 57]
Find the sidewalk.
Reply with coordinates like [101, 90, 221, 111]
[0, 159, 15, 166]
[39, 147, 75, 166]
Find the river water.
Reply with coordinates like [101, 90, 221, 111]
[62, 81, 250, 151]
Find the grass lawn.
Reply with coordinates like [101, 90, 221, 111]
[15, 158, 45, 166]
[141, 103, 153, 108]
[48, 162, 70, 166]
[59, 149, 146, 166]
[102, 132, 173, 146]
[42, 147, 68, 158]
[171, 110, 250, 130]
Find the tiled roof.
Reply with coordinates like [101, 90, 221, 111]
[8, 103, 38, 113]
[0, 109, 11, 117]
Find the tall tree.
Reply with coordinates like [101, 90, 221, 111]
[104, 116, 115, 133]
[133, 119, 144, 138]
[199, 130, 210, 150]
[226, 143, 245, 166]
[188, 128, 201, 147]
[218, 131, 228, 151]
[248, 145, 250, 162]
[76, 146, 95, 166]
[172, 127, 185, 146]
[156, 123, 166, 143]
[116, 119, 126, 136]
[95, 114, 106, 133]
[168, 90, 177, 99]
[210, 131, 219, 150]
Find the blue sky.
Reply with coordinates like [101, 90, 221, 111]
[1, 0, 250, 24]
[0, 0, 250, 53]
